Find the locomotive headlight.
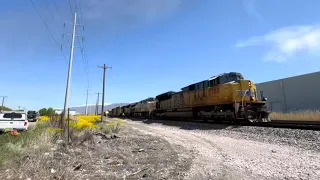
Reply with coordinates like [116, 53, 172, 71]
[248, 81, 252, 87]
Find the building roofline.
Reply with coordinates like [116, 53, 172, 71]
[256, 70, 320, 84]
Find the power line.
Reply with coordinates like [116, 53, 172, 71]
[72, 0, 79, 16]
[67, 0, 89, 90]
[68, 0, 74, 18]
[29, 0, 68, 63]
[52, 0, 66, 27]
[44, 0, 59, 28]
[73, 0, 87, 67]
[73, 0, 90, 87]
[98, 64, 112, 121]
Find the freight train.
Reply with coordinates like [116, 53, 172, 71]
[108, 72, 270, 123]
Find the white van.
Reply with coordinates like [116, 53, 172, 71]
[0, 111, 29, 131]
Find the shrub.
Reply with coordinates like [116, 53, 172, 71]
[99, 118, 124, 134]
[40, 116, 50, 121]
[69, 115, 100, 129]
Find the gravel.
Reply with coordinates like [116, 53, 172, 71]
[210, 125, 320, 152]
[138, 119, 320, 152]
[126, 118, 320, 180]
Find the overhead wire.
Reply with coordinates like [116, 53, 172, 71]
[67, 0, 74, 18]
[44, 0, 60, 29]
[51, 0, 65, 28]
[29, 0, 68, 63]
[68, 0, 90, 86]
[76, 0, 89, 80]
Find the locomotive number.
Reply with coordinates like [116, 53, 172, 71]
[209, 87, 220, 96]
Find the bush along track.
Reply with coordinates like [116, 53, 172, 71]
[0, 117, 193, 180]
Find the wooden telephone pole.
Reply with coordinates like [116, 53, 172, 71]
[97, 64, 112, 121]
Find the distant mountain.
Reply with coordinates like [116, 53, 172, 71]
[70, 103, 129, 114]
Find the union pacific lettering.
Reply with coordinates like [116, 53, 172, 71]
[209, 87, 220, 96]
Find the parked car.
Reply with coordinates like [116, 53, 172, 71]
[0, 111, 29, 131]
[27, 110, 40, 122]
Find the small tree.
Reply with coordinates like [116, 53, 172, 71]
[39, 108, 47, 116]
[47, 107, 55, 116]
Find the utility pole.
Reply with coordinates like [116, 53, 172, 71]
[98, 64, 112, 121]
[0, 96, 7, 112]
[95, 93, 101, 115]
[62, 11, 77, 129]
[85, 88, 89, 115]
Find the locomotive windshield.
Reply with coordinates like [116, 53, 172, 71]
[209, 73, 243, 86]
[221, 74, 242, 84]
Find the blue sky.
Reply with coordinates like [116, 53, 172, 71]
[1, 0, 320, 110]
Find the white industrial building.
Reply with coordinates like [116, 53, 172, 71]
[256, 71, 320, 113]
[54, 109, 77, 115]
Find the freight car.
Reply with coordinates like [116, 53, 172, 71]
[132, 97, 157, 118]
[109, 108, 116, 117]
[109, 72, 270, 123]
[122, 105, 131, 117]
[115, 106, 122, 117]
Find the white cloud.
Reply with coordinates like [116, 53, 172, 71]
[236, 25, 320, 62]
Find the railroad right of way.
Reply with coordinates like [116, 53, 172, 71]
[122, 117, 320, 180]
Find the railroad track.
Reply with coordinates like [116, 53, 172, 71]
[258, 120, 320, 130]
[115, 116, 320, 131]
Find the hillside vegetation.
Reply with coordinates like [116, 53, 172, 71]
[0, 106, 12, 111]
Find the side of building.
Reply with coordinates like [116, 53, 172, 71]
[54, 109, 77, 116]
[256, 71, 320, 113]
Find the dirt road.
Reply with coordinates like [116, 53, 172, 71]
[124, 118, 320, 180]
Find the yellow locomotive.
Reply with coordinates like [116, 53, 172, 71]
[109, 72, 270, 123]
[154, 72, 270, 123]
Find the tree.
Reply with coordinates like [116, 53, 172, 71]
[47, 107, 55, 116]
[39, 108, 47, 116]
[38, 107, 56, 116]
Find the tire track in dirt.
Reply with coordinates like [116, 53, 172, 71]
[125, 119, 320, 180]
[127, 121, 237, 179]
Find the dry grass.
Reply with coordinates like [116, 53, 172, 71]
[270, 110, 320, 121]
[0, 116, 127, 179]
[0, 121, 57, 167]
[99, 118, 124, 134]
[0, 115, 102, 167]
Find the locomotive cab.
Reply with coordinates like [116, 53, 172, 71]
[189, 72, 270, 123]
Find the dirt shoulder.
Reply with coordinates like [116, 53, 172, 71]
[1, 121, 193, 180]
[3, 118, 319, 180]
[125, 118, 320, 180]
